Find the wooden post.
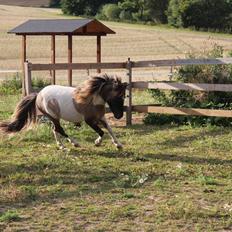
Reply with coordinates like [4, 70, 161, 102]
[51, 35, 56, 84]
[24, 61, 33, 95]
[126, 57, 132, 126]
[68, 34, 72, 86]
[97, 35, 101, 73]
[22, 35, 27, 96]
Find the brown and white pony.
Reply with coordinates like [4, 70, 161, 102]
[0, 74, 127, 150]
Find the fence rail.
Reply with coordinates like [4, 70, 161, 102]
[24, 57, 232, 125]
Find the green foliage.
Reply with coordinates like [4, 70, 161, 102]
[98, 4, 121, 20]
[145, 44, 232, 126]
[0, 210, 20, 222]
[0, 76, 50, 95]
[21, 185, 38, 201]
[61, 0, 117, 16]
[49, 0, 61, 7]
[168, 0, 232, 32]
[32, 78, 50, 91]
[61, 0, 87, 15]
[146, 0, 169, 23]
[0, 76, 22, 95]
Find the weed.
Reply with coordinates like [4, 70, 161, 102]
[0, 210, 20, 222]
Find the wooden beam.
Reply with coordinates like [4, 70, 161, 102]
[51, 35, 56, 84]
[132, 82, 232, 92]
[132, 105, 232, 118]
[68, 35, 72, 86]
[30, 62, 126, 71]
[132, 58, 232, 68]
[22, 35, 26, 96]
[97, 35, 101, 73]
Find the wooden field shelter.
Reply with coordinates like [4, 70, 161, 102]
[8, 19, 115, 94]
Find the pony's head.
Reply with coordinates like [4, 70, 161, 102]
[75, 74, 127, 119]
[101, 76, 127, 119]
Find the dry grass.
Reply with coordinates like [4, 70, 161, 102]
[1, 4, 232, 83]
[0, 0, 50, 7]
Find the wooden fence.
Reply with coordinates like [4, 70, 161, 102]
[24, 57, 232, 125]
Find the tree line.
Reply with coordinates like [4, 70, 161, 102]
[52, 0, 232, 33]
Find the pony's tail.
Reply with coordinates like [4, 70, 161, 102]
[0, 93, 37, 134]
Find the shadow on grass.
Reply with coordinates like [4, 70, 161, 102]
[143, 152, 232, 166]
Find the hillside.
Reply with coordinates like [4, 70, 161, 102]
[1, 4, 232, 82]
[0, 0, 50, 7]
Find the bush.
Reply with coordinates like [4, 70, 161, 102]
[99, 4, 121, 20]
[144, 44, 232, 126]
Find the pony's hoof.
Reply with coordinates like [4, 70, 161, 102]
[58, 145, 66, 150]
[95, 137, 102, 146]
[116, 143, 123, 150]
[72, 143, 80, 148]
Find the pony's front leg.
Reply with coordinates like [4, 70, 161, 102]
[100, 117, 123, 149]
[85, 119, 104, 147]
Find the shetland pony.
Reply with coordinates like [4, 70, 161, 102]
[0, 74, 127, 149]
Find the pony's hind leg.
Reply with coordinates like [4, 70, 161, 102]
[52, 119, 80, 149]
[52, 129, 65, 150]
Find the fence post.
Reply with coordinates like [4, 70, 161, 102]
[24, 61, 33, 96]
[126, 57, 132, 126]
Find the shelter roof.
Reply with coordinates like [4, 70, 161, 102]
[8, 19, 115, 36]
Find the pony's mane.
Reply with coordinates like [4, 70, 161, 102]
[74, 74, 121, 104]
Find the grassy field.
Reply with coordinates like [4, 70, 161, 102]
[1, 5, 232, 231]
[1, 94, 232, 231]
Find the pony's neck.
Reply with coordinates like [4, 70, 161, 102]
[92, 94, 105, 106]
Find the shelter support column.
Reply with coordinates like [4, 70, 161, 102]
[22, 35, 27, 96]
[97, 35, 101, 73]
[68, 34, 72, 86]
[51, 35, 56, 84]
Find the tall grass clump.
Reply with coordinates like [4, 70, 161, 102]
[0, 75, 50, 95]
[144, 44, 232, 126]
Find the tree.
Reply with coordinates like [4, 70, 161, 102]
[61, 0, 87, 15]
[61, 0, 117, 16]
[167, 0, 232, 31]
[146, 0, 169, 23]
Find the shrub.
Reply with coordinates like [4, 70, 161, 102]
[144, 44, 232, 126]
[99, 4, 121, 20]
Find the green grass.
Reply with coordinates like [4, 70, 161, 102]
[0, 210, 20, 223]
[1, 94, 232, 231]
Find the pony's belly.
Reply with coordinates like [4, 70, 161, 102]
[60, 105, 83, 123]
